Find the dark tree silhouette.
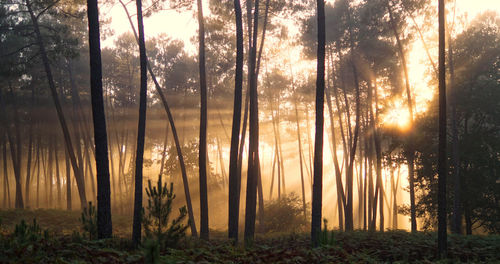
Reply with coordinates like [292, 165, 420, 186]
[311, 0, 325, 247]
[86, 0, 112, 239]
[244, 0, 260, 246]
[197, 0, 209, 241]
[132, 0, 148, 247]
[228, 0, 244, 243]
[438, 0, 447, 257]
[117, 0, 198, 237]
[387, 0, 417, 232]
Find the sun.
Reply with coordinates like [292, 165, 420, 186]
[382, 99, 411, 131]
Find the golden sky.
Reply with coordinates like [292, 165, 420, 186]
[101, 0, 500, 130]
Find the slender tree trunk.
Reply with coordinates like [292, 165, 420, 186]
[66, 146, 72, 210]
[48, 136, 54, 207]
[132, 0, 148, 246]
[87, 0, 113, 238]
[268, 98, 282, 199]
[55, 140, 61, 208]
[464, 205, 472, 235]
[343, 3, 362, 232]
[244, 0, 260, 245]
[159, 125, 169, 177]
[294, 98, 307, 219]
[387, 1, 417, 232]
[118, 0, 197, 236]
[216, 136, 227, 188]
[311, 0, 325, 247]
[25, 88, 35, 208]
[326, 50, 346, 230]
[448, 30, 461, 235]
[2, 134, 10, 208]
[269, 144, 277, 199]
[26, 0, 87, 209]
[438, 0, 447, 257]
[1, 83, 23, 209]
[197, 0, 209, 240]
[368, 80, 383, 232]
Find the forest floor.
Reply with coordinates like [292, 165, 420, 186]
[0, 209, 499, 263]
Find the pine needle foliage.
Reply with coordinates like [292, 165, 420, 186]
[142, 175, 188, 249]
[80, 202, 97, 240]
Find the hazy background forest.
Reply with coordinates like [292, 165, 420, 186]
[1, 0, 499, 245]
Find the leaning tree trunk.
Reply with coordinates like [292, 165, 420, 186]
[87, 0, 113, 239]
[0, 87, 23, 209]
[118, 0, 197, 236]
[132, 0, 148, 247]
[326, 50, 346, 230]
[26, 0, 87, 209]
[387, 1, 416, 232]
[311, 0, 325, 247]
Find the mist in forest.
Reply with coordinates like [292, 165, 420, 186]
[1, 0, 499, 248]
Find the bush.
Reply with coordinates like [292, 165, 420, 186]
[13, 218, 48, 243]
[260, 192, 308, 233]
[142, 175, 188, 249]
[80, 202, 97, 240]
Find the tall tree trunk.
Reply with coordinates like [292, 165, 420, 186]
[311, 0, 325, 247]
[438, 0, 448, 257]
[268, 97, 282, 199]
[55, 140, 61, 208]
[244, 0, 260, 245]
[294, 98, 307, 219]
[2, 134, 11, 208]
[118, 0, 197, 236]
[48, 136, 54, 207]
[326, 50, 346, 230]
[197, 0, 209, 241]
[368, 80, 383, 232]
[1, 87, 24, 209]
[66, 146, 72, 210]
[87, 0, 113, 238]
[25, 87, 35, 208]
[26, 0, 87, 209]
[387, 1, 417, 233]
[448, 29, 461, 235]
[132, 0, 148, 246]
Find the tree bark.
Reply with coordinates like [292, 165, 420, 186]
[311, 0, 325, 247]
[387, 1, 417, 232]
[118, 0, 197, 236]
[244, 0, 260, 245]
[197, 0, 209, 241]
[438, 0, 448, 257]
[448, 29, 461, 235]
[294, 98, 307, 219]
[87, 0, 113, 238]
[132, 0, 148, 246]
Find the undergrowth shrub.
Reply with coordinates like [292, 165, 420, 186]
[80, 201, 97, 240]
[260, 192, 308, 233]
[142, 175, 188, 250]
[13, 218, 48, 243]
[319, 219, 336, 246]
